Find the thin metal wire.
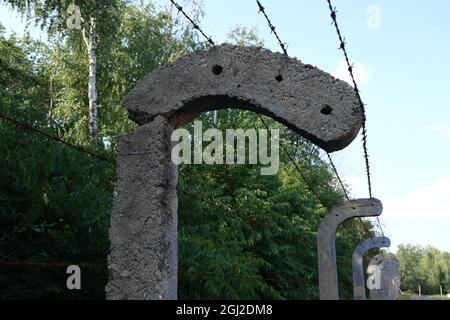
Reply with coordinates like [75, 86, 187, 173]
[169, 0, 215, 46]
[255, 0, 288, 55]
[326, 152, 350, 201]
[0, 113, 116, 165]
[326, 0, 373, 200]
[254, 1, 372, 239]
[254, 0, 349, 204]
[325, 0, 388, 241]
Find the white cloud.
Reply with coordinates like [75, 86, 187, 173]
[384, 177, 450, 219]
[383, 177, 450, 252]
[430, 120, 450, 140]
[332, 61, 370, 86]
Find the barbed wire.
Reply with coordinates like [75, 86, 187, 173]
[2, 1, 379, 243]
[326, 0, 385, 240]
[169, 0, 215, 46]
[255, 0, 288, 55]
[253, 1, 372, 239]
[166, 3, 340, 212]
[253, 0, 350, 205]
[326, 0, 373, 200]
[0, 113, 116, 165]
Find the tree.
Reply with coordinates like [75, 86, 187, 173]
[397, 244, 450, 294]
[2, 0, 126, 143]
[0, 1, 199, 299]
[1, 3, 377, 299]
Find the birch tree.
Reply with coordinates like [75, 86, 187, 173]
[81, 16, 98, 143]
[2, 0, 124, 144]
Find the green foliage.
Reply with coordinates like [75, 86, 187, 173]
[177, 110, 374, 300]
[0, 27, 114, 299]
[0, 2, 376, 300]
[397, 244, 450, 295]
[227, 25, 263, 47]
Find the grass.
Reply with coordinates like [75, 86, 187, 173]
[399, 293, 449, 300]
[430, 295, 449, 300]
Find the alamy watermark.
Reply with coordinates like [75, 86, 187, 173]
[66, 4, 81, 30]
[367, 265, 382, 290]
[367, 5, 382, 30]
[66, 265, 81, 290]
[171, 121, 280, 176]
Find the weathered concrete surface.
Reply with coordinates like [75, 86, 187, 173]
[368, 253, 400, 300]
[318, 198, 383, 300]
[352, 237, 390, 300]
[380, 260, 401, 300]
[124, 44, 362, 152]
[106, 116, 178, 300]
[107, 44, 366, 300]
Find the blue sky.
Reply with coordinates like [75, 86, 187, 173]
[1, 0, 450, 252]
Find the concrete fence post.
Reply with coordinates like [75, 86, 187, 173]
[317, 198, 383, 300]
[352, 236, 390, 300]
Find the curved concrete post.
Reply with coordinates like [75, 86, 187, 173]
[107, 45, 364, 300]
[123, 44, 362, 152]
[318, 198, 383, 300]
[352, 237, 390, 300]
[368, 253, 400, 300]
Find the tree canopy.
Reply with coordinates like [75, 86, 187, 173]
[0, 0, 379, 299]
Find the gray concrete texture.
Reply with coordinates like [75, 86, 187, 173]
[368, 253, 400, 300]
[352, 237, 391, 300]
[106, 117, 178, 300]
[318, 198, 383, 300]
[123, 44, 362, 152]
[107, 45, 365, 300]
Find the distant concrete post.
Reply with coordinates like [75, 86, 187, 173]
[352, 236, 390, 300]
[368, 253, 396, 300]
[381, 260, 401, 300]
[317, 198, 383, 300]
[368, 253, 400, 300]
[419, 285, 421, 296]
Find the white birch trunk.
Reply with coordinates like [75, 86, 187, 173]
[83, 17, 98, 144]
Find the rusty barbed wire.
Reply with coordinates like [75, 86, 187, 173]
[169, 0, 215, 46]
[326, 0, 385, 240]
[254, 1, 374, 238]
[254, 1, 351, 207]
[255, 0, 288, 55]
[326, 0, 373, 200]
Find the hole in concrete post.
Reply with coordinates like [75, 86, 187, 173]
[321, 104, 333, 115]
[212, 65, 223, 75]
[275, 75, 283, 82]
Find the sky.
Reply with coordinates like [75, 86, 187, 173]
[1, 0, 450, 252]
